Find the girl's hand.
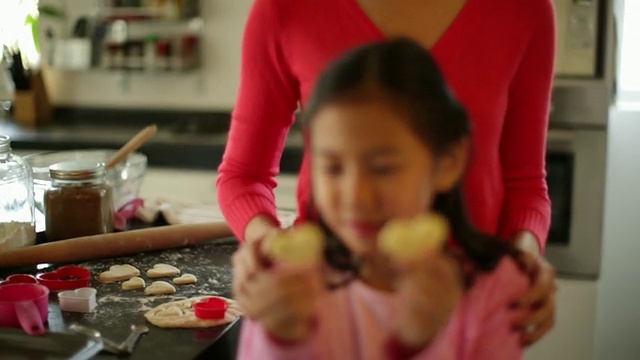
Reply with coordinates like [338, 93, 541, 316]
[233, 231, 323, 343]
[242, 264, 323, 343]
[394, 251, 464, 349]
[511, 248, 557, 346]
[232, 224, 281, 320]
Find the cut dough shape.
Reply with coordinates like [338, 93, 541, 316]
[98, 265, 140, 283]
[263, 223, 324, 266]
[378, 213, 449, 260]
[173, 274, 197, 285]
[122, 276, 146, 290]
[145, 296, 241, 328]
[157, 306, 183, 318]
[145, 281, 176, 295]
[147, 264, 181, 278]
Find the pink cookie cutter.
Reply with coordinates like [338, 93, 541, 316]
[0, 283, 49, 335]
[114, 198, 145, 230]
[0, 274, 38, 287]
[58, 287, 97, 313]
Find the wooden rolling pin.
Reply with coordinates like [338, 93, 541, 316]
[0, 222, 234, 268]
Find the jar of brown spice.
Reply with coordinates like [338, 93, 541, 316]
[44, 161, 114, 241]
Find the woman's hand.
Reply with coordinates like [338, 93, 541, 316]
[394, 251, 464, 349]
[512, 232, 557, 346]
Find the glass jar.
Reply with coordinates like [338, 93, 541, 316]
[44, 161, 114, 241]
[0, 135, 36, 251]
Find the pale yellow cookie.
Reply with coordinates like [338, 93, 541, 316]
[263, 223, 324, 266]
[173, 274, 197, 285]
[378, 213, 449, 260]
[145, 281, 177, 295]
[98, 265, 140, 283]
[147, 264, 181, 278]
[122, 276, 146, 290]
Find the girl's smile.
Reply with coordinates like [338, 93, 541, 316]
[344, 220, 386, 238]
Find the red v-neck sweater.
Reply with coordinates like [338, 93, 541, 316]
[217, 0, 554, 249]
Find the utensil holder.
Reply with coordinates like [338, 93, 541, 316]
[14, 71, 52, 127]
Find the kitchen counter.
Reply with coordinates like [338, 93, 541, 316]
[0, 167, 296, 358]
[0, 108, 304, 172]
[139, 168, 299, 211]
[0, 164, 294, 359]
[0, 235, 242, 360]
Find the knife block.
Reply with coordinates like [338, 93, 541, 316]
[14, 71, 52, 127]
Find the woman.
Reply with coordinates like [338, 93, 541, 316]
[218, 0, 556, 345]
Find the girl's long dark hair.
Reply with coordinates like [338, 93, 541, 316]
[303, 38, 518, 281]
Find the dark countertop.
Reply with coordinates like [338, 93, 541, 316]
[0, 236, 242, 360]
[1, 107, 304, 173]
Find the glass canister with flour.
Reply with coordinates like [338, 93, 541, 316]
[44, 161, 114, 241]
[0, 135, 36, 251]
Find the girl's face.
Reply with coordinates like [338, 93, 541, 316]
[310, 99, 466, 257]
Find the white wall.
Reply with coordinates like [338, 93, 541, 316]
[39, 0, 253, 110]
[594, 108, 640, 360]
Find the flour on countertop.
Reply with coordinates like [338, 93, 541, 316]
[58, 240, 238, 333]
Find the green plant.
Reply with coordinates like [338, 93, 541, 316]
[0, 1, 66, 68]
[25, 4, 66, 53]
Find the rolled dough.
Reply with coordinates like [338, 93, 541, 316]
[144, 296, 242, 328]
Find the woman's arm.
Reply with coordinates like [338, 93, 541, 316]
[497, 0, 555, 251]
[217, 0, 300, 241]
[498, 3, 558, 345]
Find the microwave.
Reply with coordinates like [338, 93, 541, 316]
[554, 0, 606, 78]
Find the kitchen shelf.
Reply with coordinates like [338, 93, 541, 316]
[46, 0, 203, 78]
[97, 0, 200, 21]
[99, 6, 165, 18]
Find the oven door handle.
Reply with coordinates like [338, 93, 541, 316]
[547, 129, 577, 152]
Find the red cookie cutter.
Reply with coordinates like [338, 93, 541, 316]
[0, 274, 38, 287]
[194, 298, 228, 320]
[36, 266, 91, 291]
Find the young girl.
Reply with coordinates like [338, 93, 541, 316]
[235, 38, 530, 360]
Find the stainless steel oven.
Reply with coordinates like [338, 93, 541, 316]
[554, 0, 607, 78]
[545, 126, 607, 278]
[544, 86, 609, 279]
[544, 0, 615, 278]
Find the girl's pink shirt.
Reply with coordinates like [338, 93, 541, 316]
[237, 257, 528, 360]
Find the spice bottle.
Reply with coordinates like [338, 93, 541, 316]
[144, 34, 159, 71]
[0, 135, 36, 251]
[44, 161, 114, 241]
[155, 39, 172, 71]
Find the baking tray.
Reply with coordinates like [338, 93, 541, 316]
[0, 328, 103, 360]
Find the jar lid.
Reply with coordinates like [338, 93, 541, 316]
[49, 161, 105, 181]
[0, 135, 10, 154]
